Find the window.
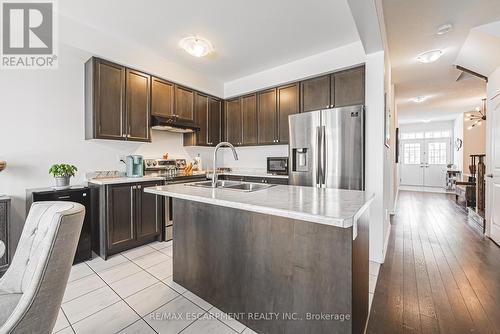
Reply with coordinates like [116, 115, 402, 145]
[428, 142, 447, 164]
[403, 143, 421, 165]
[401, 130, 451, 140]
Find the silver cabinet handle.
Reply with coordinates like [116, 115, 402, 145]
[57, 195, 70, 199]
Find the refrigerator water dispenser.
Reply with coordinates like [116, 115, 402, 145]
[292, 148, 309, 172]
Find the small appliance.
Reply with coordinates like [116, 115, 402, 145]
[125, 155, 144, 177]
[267, 157, 288, 175]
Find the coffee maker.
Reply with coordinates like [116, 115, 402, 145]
[125, 155, 144, 177]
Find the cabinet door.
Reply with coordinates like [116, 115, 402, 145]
[208, 97, 221, 146]
[137, 182, 163, 241]
[175, 85, 194, 120]
[94, 59, 126, 139]
[300, 75, 331, 112]
[257, 88, 277, 144]
[241, 94, 258, 145]
[225, 98, 242, 145]
[194, 93, 209, 145]
[334, 66, 365, 107]
[126, 69, 151, 142]
[107, 184, 135, 252]
[277, 83, 299, 143]
[151, 77, 174, 117]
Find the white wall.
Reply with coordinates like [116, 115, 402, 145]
[365, 51, 387, 263]
[224, 41, 366, 98]
[454, 114, 464, 171]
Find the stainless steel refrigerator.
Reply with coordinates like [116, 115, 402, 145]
[288, 105, 365, 190]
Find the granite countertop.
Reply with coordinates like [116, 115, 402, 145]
[88, 176, 165, 185]
[144, 184, 373, 228]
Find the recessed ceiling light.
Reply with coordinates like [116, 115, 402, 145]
[411, 96, 428, 103]
[417, 49, 443, 63]
[436, 23, 453, 35]
[179, 36, 214, 58]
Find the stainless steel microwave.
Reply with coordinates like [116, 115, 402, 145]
[267, 157, 288, 175]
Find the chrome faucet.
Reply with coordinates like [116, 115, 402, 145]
[212, 142, 239, 188]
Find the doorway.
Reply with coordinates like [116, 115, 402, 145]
[400, 130, 451, 188]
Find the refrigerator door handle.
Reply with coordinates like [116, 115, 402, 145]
[321, 125, 326, 186]
[316, 126, 322, 187]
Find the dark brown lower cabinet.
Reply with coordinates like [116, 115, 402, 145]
[93, 181, 163, 258]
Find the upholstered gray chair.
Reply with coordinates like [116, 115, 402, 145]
[0, 202, 85, 334]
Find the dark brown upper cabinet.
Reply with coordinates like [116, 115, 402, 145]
[225, 98, 242, 145]
[85, 58, 151, 142]
[300, 75, 332, 112]
[194, 93, 209, 146]
[208, 97, 222, 146]
[151, 77, 174, 118]
[257, 88, 277, 145]
[85, 58, 126, 140]
[126, 69, 151, 142]
[175, 85, 194, 121]
[333, 66, 365, 107]
[241, 94, 258, 145]
[277, 83, 299, 143]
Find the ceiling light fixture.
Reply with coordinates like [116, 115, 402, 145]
[411, 96, 428, 103]
[436, 23, 453, 35]
[466, 98, 487, 130]
[417, 49, 444, 63]
[179, 36, 214, 58]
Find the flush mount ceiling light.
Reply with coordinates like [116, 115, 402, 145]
[411, 96, 428, 103]
[436, 23, 453, 35]
[179, 36, 214, 58]
[417, 49, 444, 63]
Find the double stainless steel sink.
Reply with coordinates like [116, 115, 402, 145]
[188, 180, 275, 192]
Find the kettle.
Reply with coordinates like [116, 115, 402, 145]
[125, 155, 144, 177]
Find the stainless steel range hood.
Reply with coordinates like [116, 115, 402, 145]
[151, 115, 200, 133]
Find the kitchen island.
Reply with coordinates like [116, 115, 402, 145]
[145, 184, 373, 334]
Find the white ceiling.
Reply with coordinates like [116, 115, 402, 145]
[58, 0, 360, 83]
[382, 0, 500, 124]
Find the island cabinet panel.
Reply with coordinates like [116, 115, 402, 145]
[87, 58, 126, 140]
[277, 83, 299, 143]
[300, 74, 332, 112]
[107, 183, 135, 252]
[175, 85, 195, 121]
[126, 69, 151, 142]
[173, 199, 369, 334]
[151, 77, 174, 118]
[0, 198, 10, 276]
[241, 94, 258, 145]
[208, 97, 222, 146]
[257, 88, 277, 145]
[334, 66, 365, 107]
[225, 98, 242, 145]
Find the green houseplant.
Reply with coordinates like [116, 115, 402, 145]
[49, 164, 77, 189]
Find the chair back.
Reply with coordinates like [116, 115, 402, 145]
[0, 201, 85, 334]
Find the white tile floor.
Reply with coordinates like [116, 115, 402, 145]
[55, 241, 380, 334]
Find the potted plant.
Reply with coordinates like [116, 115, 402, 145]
[49, 164, 77, 189]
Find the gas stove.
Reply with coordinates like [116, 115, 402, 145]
[144, 158, 206, 183]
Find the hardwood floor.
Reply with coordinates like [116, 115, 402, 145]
[367, 191, 500, 334]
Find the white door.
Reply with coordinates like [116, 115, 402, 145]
[424, 139, 450, 187]
[487, 93, 500, 244]
[400, 140, 424, 186]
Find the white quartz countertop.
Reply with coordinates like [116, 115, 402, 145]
[144, 184, 373, 228]
[88, 176, 164, 185]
